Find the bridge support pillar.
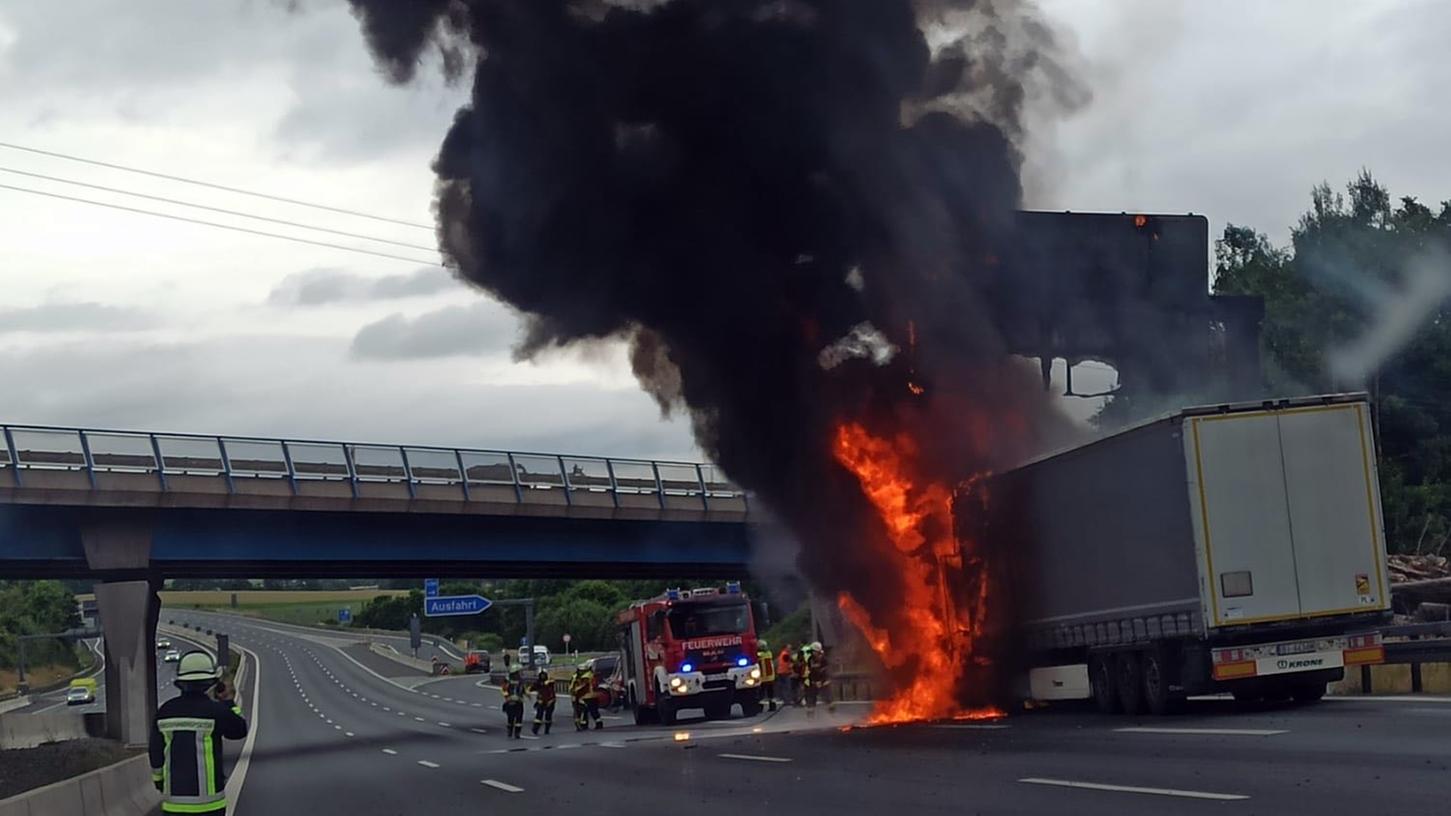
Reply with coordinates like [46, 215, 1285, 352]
[83, 518, 159, 747]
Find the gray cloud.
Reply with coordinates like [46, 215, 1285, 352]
[0, 302, 150, 333]
[349, 301, 517, 360]
[0, 334, 698, 460]
[267, 266, 456, 306]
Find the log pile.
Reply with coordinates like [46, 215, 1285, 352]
[1388, 554, 1451, 584]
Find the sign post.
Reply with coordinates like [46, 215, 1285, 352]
[425, 578, 439, 598]
[338, 608, 352, 624]
[563, 632, 572, 657]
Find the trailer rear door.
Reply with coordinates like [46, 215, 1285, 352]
[1185, 398, 1390, 629]
[1278, 402, 1388, 617]
[1187, 413, 1302, 625]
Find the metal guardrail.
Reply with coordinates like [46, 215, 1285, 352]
[0, 422, 748, 512]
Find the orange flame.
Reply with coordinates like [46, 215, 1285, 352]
[832, 422, 1002, 725]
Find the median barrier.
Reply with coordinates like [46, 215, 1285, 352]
[0, 709, 91, 749]
[0, 753, 158, 816]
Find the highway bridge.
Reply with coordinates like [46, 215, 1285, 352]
[0, 421, 755, 743]
[0, 422, 752, 580]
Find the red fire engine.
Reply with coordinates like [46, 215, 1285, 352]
[617, 582, 765, 725]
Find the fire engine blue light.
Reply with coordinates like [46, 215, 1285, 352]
[726, 581, 742, 594]
[680, 663, 693, 673]
[737, 657, 750, 667]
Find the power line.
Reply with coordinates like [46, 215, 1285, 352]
[0, 141, 434, 231]
[0, 166, 439, 254]
[0, 182, 442, 267]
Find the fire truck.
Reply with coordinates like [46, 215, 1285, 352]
[617, 582, 765, 725]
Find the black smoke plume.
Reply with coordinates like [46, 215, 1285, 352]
[346, 0, 1082, 707]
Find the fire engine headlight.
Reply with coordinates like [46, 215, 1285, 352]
[749, 667, 761, 679]
[669, 676, 685, 689]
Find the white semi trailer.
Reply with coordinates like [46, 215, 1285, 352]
[970, 393, 1390, 714]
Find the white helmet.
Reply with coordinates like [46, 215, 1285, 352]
[176, 651, 220, 682]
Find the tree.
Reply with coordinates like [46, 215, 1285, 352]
[1212, 171, 1451, 552]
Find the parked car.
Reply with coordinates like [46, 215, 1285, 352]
[463, 651, 491, 674]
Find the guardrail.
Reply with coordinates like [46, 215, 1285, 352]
[1341, 622, 1451, 694]
[0, 422, 748, 512]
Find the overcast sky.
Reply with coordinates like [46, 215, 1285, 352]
[0, 0, 1445, 461]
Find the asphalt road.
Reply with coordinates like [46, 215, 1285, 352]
[167, 610, 1451, 815]
[16, 630, 213, 715]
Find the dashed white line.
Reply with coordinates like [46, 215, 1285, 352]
[414, 716, 425, 722]
[481, 780, 524, 793]
[417, 760, 440, 769]
[437, 722, 452, 728]
[719, 753, 792, 763]
[1017, 778, 1248, 801]
[345, 732, 355, 737]
[381, 749, 397, 755]
[1115, 727, 1286, 736]
[470, 728, 488, 734]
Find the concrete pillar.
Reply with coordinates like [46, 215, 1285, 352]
[81, 516, 158, 747]
[94, 580, 161, 746]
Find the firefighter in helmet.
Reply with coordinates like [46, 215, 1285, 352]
[804, 641, 833, 717]
[149, 650, 248, 814]
[756, 639, 778, 712]
[531, 668, 557, 735]
[571, 663, 603, 731]
[500, 665, 528, 739]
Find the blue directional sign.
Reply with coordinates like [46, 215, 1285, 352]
[338, 608, 352, 624]
[424, 595, 491, 617]
[424, 578, 439, 598]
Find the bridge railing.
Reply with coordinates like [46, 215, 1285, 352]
[0, 423, 749, 513]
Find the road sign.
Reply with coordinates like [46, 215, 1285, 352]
[425, 578, 439, 598]
[562, 633, 572, 645]
[338, 608, 352, 624]
[424, 595, 492, 617]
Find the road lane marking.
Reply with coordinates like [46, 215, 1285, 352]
[381, 749, 397, 755]
[470, 728, 488, 734]
[415, 716, 426, 722]
[1116, 727, 1286, 736]
[719, 753, 793, 763]
[382, 706, 390, 711]
[481, 780, 524, 793]
[438, 722, 452, 727]
[345, 731, 355, 737]
[519, 735, 539, 740]
[471, 703, 482, 707]
[417, 760, 440, 768]
[1017, 778, 1248, 801]
[600, 741, 626, 748]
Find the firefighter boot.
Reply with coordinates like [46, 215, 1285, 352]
[593, 719, 603, 731]
[545, 720, 552, 735]
[532, 721, 540, 735]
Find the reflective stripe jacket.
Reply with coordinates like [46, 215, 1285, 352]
[757, 649, 777, 682]
[149, 689, 248, 814]
[530, 677, 557, 705]
[500, 678, 528, 704]
[570, 671, 596, 702]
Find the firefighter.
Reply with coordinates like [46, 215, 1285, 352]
[756, 639, 778, 712]
[571, 664, 603, 731]
[777, 644, 797, 705]
[792, 643, 809, 707]
[804, 642, 833, 717]
[500, 665, 528, 738]
[149, 650, 248, 815]
[531, 668, 557, 735]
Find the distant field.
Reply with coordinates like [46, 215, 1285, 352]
[156, 589, 407, 606]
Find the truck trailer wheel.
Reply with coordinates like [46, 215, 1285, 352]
[1115, 653, 1144, 715]
[1292, 682, 1327, 703]
[1140, 651, 1179, 715]
[1090, 656, 1118, 713]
